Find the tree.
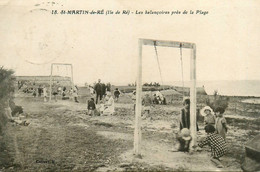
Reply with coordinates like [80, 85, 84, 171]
[0, 67, 15, 103]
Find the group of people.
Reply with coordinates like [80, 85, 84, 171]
[152, 91, 167, 105]
[22, 84, 48, 102]
[94, 79, 111, 104]
[51, 82, 79, 103]
[86, 79, 116, 116]
[87, 91, 115, 116]
[177, 98, 228, 168]
[131, 91, 166, 118]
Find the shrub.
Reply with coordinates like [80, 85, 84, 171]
[0, 66, 15, 133]
[205, 95, 229, 112]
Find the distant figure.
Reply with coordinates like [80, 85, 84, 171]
[132, 91, 136, 111]
[94, 79, 102, 104]
[98, 100, 105, 115]
[58, 86, 62, 95]
[215, 107, 228, 140]
[38, 85, 42, 97]
[142, 94, 152, 117]
[52, 86, 58, 102]
[200, 106, 216, 126]
[153, 94, 159, 104]
[69, 88, 73, 100]
[198, 125, 226, 168]
[43, 85, 47, 102]
[73, 86, 79, 103]
[114, 88, 120, 102]
[156, 91, 164, 102]
[87, 98, 96, 116]
[33, 88, 37, 97]
[62, 87, 67, 98]
[89, 86, 95, 96]
[103, 92, 115, 115]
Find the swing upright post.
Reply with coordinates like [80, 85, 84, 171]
[49, 64, 53, 101]
[134, 38, 197, 156]
[134, 39, 143, 155]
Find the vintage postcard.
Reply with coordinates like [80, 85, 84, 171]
[0, 0, 259, 171]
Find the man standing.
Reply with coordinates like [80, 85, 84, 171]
[101, 83, 106, 99]
[94, 79, 102, 104]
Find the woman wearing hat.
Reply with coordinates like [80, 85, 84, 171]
[200, 106, 216, 126]
[103, 92, 115, 115]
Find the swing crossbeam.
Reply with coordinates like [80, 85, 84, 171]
[141, 38, 195, 49]
[134, 38, 197, 156]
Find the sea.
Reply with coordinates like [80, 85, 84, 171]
[79, 80, 260, 97]
[171, 80, 260, 97]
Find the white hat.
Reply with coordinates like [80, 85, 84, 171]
[180, 128, 191, 141]
[200, 106, 213, 117]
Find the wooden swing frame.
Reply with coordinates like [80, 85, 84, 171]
[49, 63, 74, 101]
[134, 38, 197, 156]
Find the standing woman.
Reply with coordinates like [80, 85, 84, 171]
[179, 98, 199, 131]
[103, 92, 115, 115]
[180, 98, 190, 130]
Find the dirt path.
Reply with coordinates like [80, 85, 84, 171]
[0, 96, 250, 171]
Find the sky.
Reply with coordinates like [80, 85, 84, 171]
[0, 0, 259, 85]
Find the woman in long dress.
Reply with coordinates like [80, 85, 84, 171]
[103, 92, 115, 115]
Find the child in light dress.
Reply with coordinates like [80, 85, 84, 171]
[200, 106, 216, 126]
[215, 107, 228, 140]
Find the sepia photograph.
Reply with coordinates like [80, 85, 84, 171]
[0, 0, 259, 171]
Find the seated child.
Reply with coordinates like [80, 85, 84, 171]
[198, 124, 227, 168]
[215, 107, 228, 140]
[87, 98, 96, 116]
[176, 128, 192, 152]
[200, 106, 215, 126]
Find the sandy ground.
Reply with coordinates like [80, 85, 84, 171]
[0, 94, 259, 171]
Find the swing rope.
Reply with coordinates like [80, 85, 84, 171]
[153, 41, 164, 89]
[179, 43, 185, 98]
[66, 66, 68, 76]
[153, 41, 185, 98]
